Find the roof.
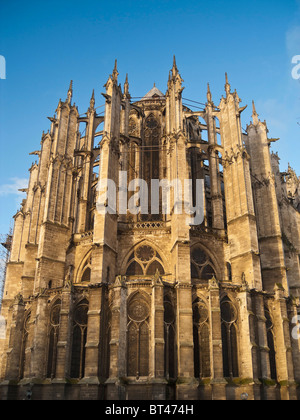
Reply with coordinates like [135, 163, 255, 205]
[142, 84, 165, 100]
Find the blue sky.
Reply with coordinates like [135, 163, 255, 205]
[0, 0, 299, 235]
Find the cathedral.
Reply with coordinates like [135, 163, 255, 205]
[0, 58, 300, 401]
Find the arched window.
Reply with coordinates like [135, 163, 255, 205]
[129, 117, 138, 137]
[47, 300, 61, 379]
[142, 114, 161, 221]
[191, 247, 216, 281]
[127, 293, 150, 377]
[19, 312, 31, 380]
[265, 306, 277, 381]
[193, 298, 211, 378]
[125, 245, 165, 277]
[147, 260, 164, 275]
[221, 296, 239, 378]
[126, 261, 144, 276]
[70, 299, 89, 379]
[164, 294, 176, 379]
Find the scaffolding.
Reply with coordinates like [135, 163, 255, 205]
[0, 231, 12, 309]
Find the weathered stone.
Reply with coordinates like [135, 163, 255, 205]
[0, 60, 299, 401]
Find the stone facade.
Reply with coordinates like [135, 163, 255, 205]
[0, 59, 300, 400]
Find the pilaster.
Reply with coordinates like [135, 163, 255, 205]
[4, 295, 25, 381]
[273, 285, 296, 400]
[208, 279, 227, 400]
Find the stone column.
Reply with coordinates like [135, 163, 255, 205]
[83, 285, 103, 382]
[175, 282, 198, 400]
[30, 293, 49, 379]
[106, 277, 127, 400]
[151, 275, 165, 379]
[54, 284, 73, 380]
[253, 293, 273, 398]
[273, 285, 297, 400]
[4, 295, 25, 381]
[236, 280, 256, 400]
[208, 278, 226, 400]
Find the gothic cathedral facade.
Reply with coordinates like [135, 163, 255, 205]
[0, 59, 300, 400]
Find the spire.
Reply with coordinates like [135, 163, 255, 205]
[252, 100, 259, 125]
[207, 83, 213, 104]
[90, 89, 95, 109]
[225, 72, 231, 97]
[112, 59, 119, 82]
[67, 80, 73, 104]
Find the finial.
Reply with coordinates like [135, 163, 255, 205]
[90, 89, 95, 109]
[112, 59, 119, 82]
[207, 83, 212, 104]
[252, 100, 259, 125]
[67, 80, 73, 104]
[225, 73, 231, 96]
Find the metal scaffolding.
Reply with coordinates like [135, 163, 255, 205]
[0, 231, 12, 309]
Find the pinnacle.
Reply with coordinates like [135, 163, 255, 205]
[90, 89, 95, 109]
[207, 83, 212, 103]
[172, 55, 179, 77]
[67, 80, 73, 104]
[225, 72, 231, 96]
[252, 100, 259, 124]
[112, 59, 119, 81]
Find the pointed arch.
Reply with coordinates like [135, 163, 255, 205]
[47, 298, 62, 379]
[76, 249, 92, 283]
[122, 240, 168, 277]
[220, 295, 239, 378]
[193, 296, 211, 379]
[190, 243, 218, 281]
[142, 113, 161, 221]
[147, 260, 165, 276]
[70, 298, 89, 379]
[127, 291, 150, 377]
